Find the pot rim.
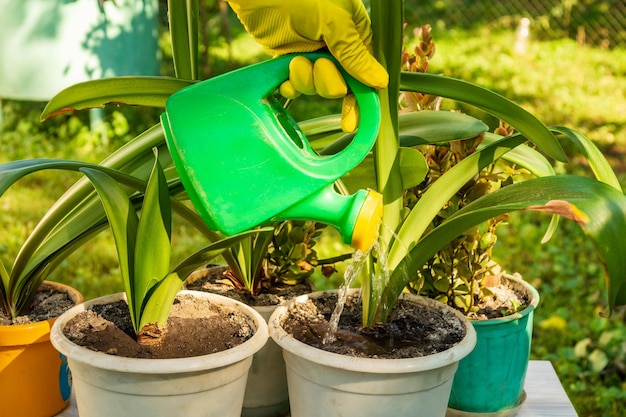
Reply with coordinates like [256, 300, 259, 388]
[470, 273, 540, 326]
[50, 290, 268, 374]
[269, 289, 476, 374]
[0, 281, 84, 345]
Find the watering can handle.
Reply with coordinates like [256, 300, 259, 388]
[203, 52, 381, 180]
[270, 52, 380, 178]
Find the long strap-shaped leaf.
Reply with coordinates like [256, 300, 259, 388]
[80, 167, 140, 329]
[140, 227, 274, 332]
[367, 0, 404, 327]
[317, 111, 489, 155]
[400, 72, 567, 163]
[378, 175, 626, 322]
[1, 260, 13, 317]
[40, 78, 194, 119]
[135, 155, 172, 326]
[168, 0, 199, 80]
[551, 126, 622, 191]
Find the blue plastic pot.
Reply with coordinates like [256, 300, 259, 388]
[448, 274, 540, 414]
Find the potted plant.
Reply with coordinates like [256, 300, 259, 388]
[0, 264, 83, 417]
[0, 163, 92, 417]
[405, 124, 543, 416]
[399, 26, 541, 415]
[0, 149, 266, 417]
[29, 1, 626, 416]
[49, 152, 269, 417]
[398, 24, 624, 416]
[184, 220, 335, 417]
[267, 1, 626, 416]
[406, 129, 541, 415]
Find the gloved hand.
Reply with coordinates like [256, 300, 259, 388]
[227, 0, 388, 132]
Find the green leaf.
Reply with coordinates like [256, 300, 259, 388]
[0, 261, 10, 316]
[139, 272, 182, 332]
[388, 134, 527, 269]
[168, 0, 199, 80]
[40, 77, 194, 119]
[318, 111, 487, 155]
[399, 147, 429, 190]
[300, 114, 342, 136]
[234, 236, 254, 292]
[400, 72, 567, 163]
[134, 155, 172, 321]
[380, 176, 626, 321]
[551, 126, 622, 191]
[250, 230, 275, 281]
[433, 277, 450, 292]
[80, 167, 140, 330]
[453, 294, 471, 311]
[172, 228, 274, 280]
[0, 159, 141, 197]
[368, 0, 404, 327]
[398, 111, 489, 146]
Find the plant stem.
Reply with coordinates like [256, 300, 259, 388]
[367, 0, 404, 326]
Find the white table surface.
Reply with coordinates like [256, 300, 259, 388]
[56, 360, 578, 417]
[516, 361, 578, 417]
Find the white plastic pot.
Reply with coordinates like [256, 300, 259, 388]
[241, 305, 290, 417]
[269, 290, 477, 417]
[50, 290, 268, 417]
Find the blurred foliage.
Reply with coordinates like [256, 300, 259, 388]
[424, 31, 626, 150]
[402, 0, 626, 48]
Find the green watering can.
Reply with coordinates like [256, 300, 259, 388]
[161, 52, 382, 251]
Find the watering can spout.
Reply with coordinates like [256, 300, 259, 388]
[274, 186, 383, 252]
[351, 190, 384, 252]
[162, 52, 381, 251]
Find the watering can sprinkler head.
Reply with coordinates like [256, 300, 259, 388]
[351, 190, 383, 252]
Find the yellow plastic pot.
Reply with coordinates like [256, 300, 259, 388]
[0, 282, 83, 417]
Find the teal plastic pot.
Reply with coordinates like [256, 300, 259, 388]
[448, 275, 540, 414]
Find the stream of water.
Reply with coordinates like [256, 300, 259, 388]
[322, 225, 408, 345]
[322, 245, 372, 344]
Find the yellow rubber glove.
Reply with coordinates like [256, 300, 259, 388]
[227, 0, 388, 132]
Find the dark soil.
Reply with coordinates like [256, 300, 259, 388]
[184, 265, 313, 306]
[62, 294, 256, 359]
[0, 282, 77, 325]
[281, 292, 467, 359]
